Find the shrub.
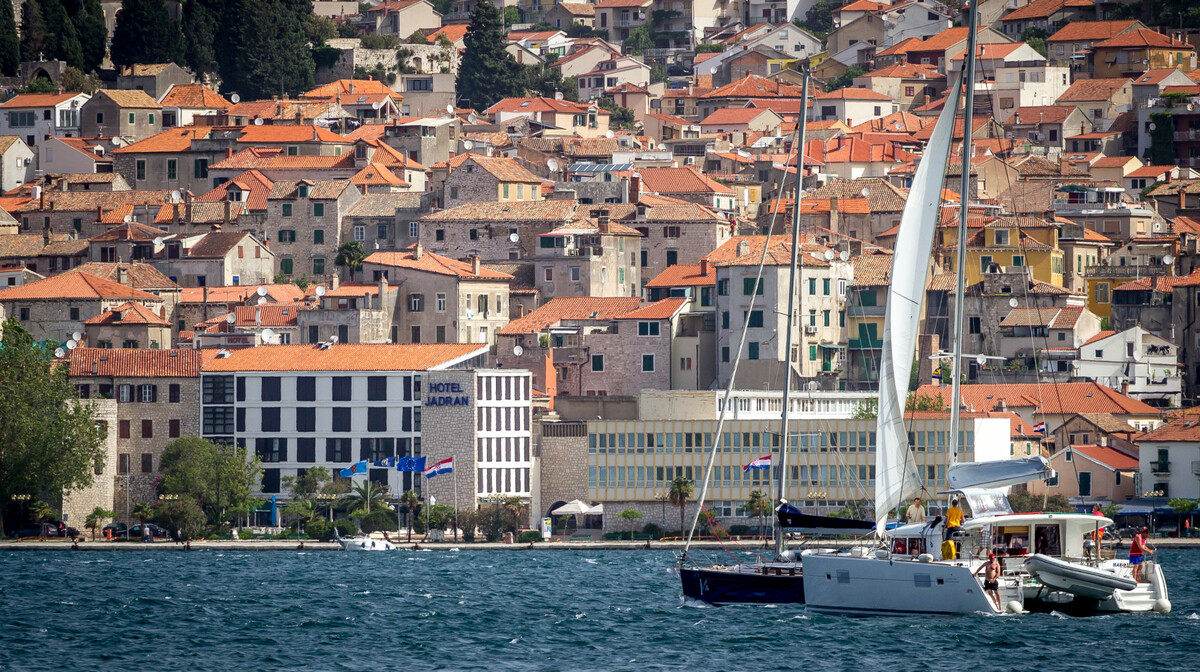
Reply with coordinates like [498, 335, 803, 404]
[360, 509, 398, 534]
[305, 519, 331, 541]
[728, 525, 750, 536]
[517, 530, 542, 544]
[334, 519, 358, 538]
[238, 529, 253, 540]
[642, 522, 663, 539]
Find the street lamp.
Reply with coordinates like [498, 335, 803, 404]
[315, 492, 338, 522]
[654, 491, 668, 526]
[11, 494, 31, 532]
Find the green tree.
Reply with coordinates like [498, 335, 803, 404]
[617, 508, 643, 539]
[826, 65, 866, 92]
[668, 476, 693, 535]
[743, 489, 772, 540]
[158, 436, 262, 524]
[283, 465, 331, 500]
[597, 96, 634, 128]
[1025, 37, 1047, 58]
[341, 480, 389, 518]
[132, 501, 155, 525]
[335, 241, 366, 280]
[401, 489, 419, 542]
[624, 24, 653, 55]
[220, 0, 315, 100]
[110, 0, 184, 68]
[154, 496, 207, 539]
[502, 495, 525, 534]
[18, 0, 45, 64]
[503, 5, 519, 25]
[75, 0, 107, 72]
[1007, 492, 1072, 513]
[29, 499, 58, 540]
[0, 319, 105, 538]
[1169, 498, 1197, 533]
[522, 63, 578, 100]
[408, 29, 429, 44]
[85, 506, 115, 540]
[0, 0, 18, 76]
[457, 0, 521, 110]
[1149, 111, 1176, 166]
[906, 392, 947, 411]
[182, 0, 219, 77]
[40, 0, 83, 69]
[794, 1, 832, 40]
[852, 399, 878, 419]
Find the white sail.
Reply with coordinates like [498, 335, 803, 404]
[874, 73, 965, 533]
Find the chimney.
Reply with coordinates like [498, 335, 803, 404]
[255, 306, 261, 324]
[700, 257, 708, 276]
[472, 256, 481, 275]
[117, 264, 128, 285]
[331, 274, 340, 290]
[225, 147, 233, 159]
[413, 241, 423, 259]
[829, 196, 839, 234]
[223, 200, 231, 225]
[172, 202, 180, 226]
[737, 239, 749, 257]
[42, 226, 50, 246]
[378, 276, 387, 304]
[629, 174, 640, 202]
[1181, 189, 1187, 211]
[1122, 379, 1130, 395]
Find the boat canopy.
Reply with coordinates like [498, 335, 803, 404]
[776, 502, 875, 535]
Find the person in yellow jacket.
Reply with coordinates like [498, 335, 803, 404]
[944, 498, 964, 541]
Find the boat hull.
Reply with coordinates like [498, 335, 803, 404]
[802, 554, 1001, 616]
[340, 538, 397, 551]
[1022, 554, 1136, 600]
[679, 564, 805, 605]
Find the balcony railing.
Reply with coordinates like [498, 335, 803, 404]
[848, 338, 883, 349]
[847, 305, 886, 317]
[1082, 265, 1168, 278]
[1151, 459, 1170, 474]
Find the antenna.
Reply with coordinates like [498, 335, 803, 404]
[509, 232, 519, 243]
[170, 190, 182, 203]
[513, 345, 524, 356]
[226, 313, 236, 324]
[257, 296, 268, 305]
[446, 104, 455, 114]
[605, 130, 614, 139]
[123, 214, 134, 223]
[823, 249, 835, 261]
[838, 250, 850, 261]
[861, 188, 870, 197]
[230, 93, 241, 104]
[261, 328, 275, 343]
[547, 158, 559, 172]
[1009, 298, 1019, 308]
[468, 112, 478, 124]
[372, 101, 382, 110]
[315, 285, 327, 297]
[1164, 254, 1175, 266]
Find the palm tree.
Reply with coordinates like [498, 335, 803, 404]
[668, 476, 693, 537]
[29, 500, 57, 541]
[502, 496, 525, 534]
[85, 507, 116, 541]
[335, 241, 366, 281]
[132, 502, 155, 526]
[342, 480, 389, 520]
[401, 490, 419, 542]
[284, 499, 320, 537]
[743, 489, 772, 543]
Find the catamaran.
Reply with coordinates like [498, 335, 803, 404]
[800, 3, 1171, 616]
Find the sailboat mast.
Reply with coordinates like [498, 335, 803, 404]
[949, 5, 980, 463]
[775, 70, 809, 560]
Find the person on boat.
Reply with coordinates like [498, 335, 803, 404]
[974, 553, 1002, 610]
[1130, 527, 1154, 582]
[945, 498, 964, 541]
[905, 498, 926, 525]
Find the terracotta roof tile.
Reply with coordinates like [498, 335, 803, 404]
[211, 148, 357, 170]
[699, 107, 778, 125]
[1047, 19, 1140, 42]
[180, 284, 306, 304]
[1003, 0, 1093, 21]
[913, 382, 1161, 416]
[82, 301, 170, 326]
[237, 125, 349, 144]
[814, 87, 893, 100]
[160, 84, 231, 109]
[638, 166, 733, 194]
[88, 220, 168, 242]
[1126, 165, 1175, 178]
[112, 127, 211, 154]
[614, 297, 687, 320]
[364, 247, 514, 279]
[1083, 329, 1116, 344]
[1068, 444, 1138, 470]
[424, 199, 577, 222]
[1094, 28, 1192, 49]
[196, 169, 275, 211]
[999, 306, 1084, 328]
[1057, 78, 1130, 102]
[67, 348, 203, 377]
[852, 253, 892, 286]
[498, 296, 642, 334]
[0, 271, 160, 301]
[484, 97, 605, 115]
[643, 264, 716, 288]
[701, 75, 805, 99]
[201, 343, 489, 372]
[96, 89, 161, 109]
[185, 231, 257, 258]
[0, 93, 81, 108]
[1137, 411, 1200, 441]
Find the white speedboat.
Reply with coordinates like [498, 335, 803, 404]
[339, 536, 397, 552]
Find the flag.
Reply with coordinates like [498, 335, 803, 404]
[373, 456, 396, 468]
[413, 456, 427, 473]
[397, 456, 414, 472]
[743, 455, 771, 473]
[340, 460, 368, 477]
[1034, 421, 1046, 434]
[425, 457, 453, 479]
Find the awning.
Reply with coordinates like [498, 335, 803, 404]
[819, 343, 845, 350]
[551, 500, 592, 515]
[585, 503, 604, 516]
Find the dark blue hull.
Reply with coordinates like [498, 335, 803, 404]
[679, 564, 806, 604]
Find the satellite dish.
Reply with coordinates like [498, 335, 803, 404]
[329, 335, 338, 344]
[153, 236, 164, 247]
[226, 313, 236, 324]
[1132, 349, 1142, 362]
[54, 347, 65, 358]
[513, 345, 524, 356]
[257, 296, 268, 305]
[315, 285, 327, 297]
[806, 381, 819, 391]
[547, 158, 559, 172]
[463, 139, 474, 150]
[509, 232, 519, 243]
[466, 308, 475, 319]
[976, 354, 987, 366]
[823, 249, 835, 261]
[66, 340, 77, 350]
[605, 130, 615, 139]
[112, 137, 123, 147]
[257, 286, 268, 297]
[468, 112, 478, 124]
[254, 117, 264, 126]
[486, 146, 494, 156]
[72, 331, 81, 341]
[1188, 104, 1195, 112]
[1164, 254, 1175, 266]
[839, 250, 850, 261]
[1009, 298, 1018, 308]
[261, 328, 275, 343]
[171, 190, 182, 203]
[372, 101, 382, 110]
[1149, 122, 1157, 131]
[446, 104, 455, 114]
[230, 93, 241, 104]
[123, 214, 134, 223]
[861, 188, 870, 197]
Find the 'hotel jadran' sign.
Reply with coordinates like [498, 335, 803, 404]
[425, 381, 470, 407]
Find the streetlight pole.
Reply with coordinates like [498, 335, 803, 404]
[125, 473, 131, 540]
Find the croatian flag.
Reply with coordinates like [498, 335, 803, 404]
[425, 457, 453, 479]
[744, 455, 771, 472]
[1034, 421, 1046, 434]
[340, 460, 368, 477]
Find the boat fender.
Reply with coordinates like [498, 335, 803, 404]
[779, 550, 796, 561]
[941, 539, 957, 560]
[1005, 601, 1024, 614]
[917, 553, 933, 563]
[874, 549, 889, 560]
[1154, 599, 1172, 613]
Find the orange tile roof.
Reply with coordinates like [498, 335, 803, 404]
[851, 110, 930, 133]
[64, 262, 177, 289]
[1137, 411, 1200, 441]
[644, 264, 716, 288]
[1057, 78, 1131, 102]
[179, 284, 306, 304]
[227, 303, 309, 327]
[196, 169, 275, 211]
[498, 296, 642, 334]
[112, 127, 211, 154]
[1112, 275, 1193, 292]
[1094, 28, 1192, 49]
[96, 89, 161, 109]
[852, 253, 893, 286]
[1126, 165, 1175, 178]
[698, 107, 779, 125]
[1068, 444, 1138, 470]
[237, 125, 349, 144]
[0, 93, 80, 108]
[1047, 20, 1141, 42]
[594, 0, 652, 7]
[82, 301, 170, 326]
[876, 36, 924, 57]
[913, 382, 1161, 416]
[858, 62, 945, 79]
[425, 24, 470, 43]
[211, 148, 357, 170]
[454, 155, 543, 183]
[67, 348, 203, 377]
[0, 272, 160, 301]
[614, 297, 687, 320]
[160, 84, 231, 109]
[814, 87, 893, 100]
[352, 163, 408, 187]
[364, 247, 514, 279]
[702, 75, 806, 99]
[88, 220, 168, 242]
[1090, 155, 1140, 168]
[1003, 0, 1093, 22]
[201, 343, 489, 372]
[485, 96, 604, 115]
[1083, 329, 1116, 344]
[638, 166, 733, 194]
[837, 0, 888, 11]
[999, 306, 1085, 328]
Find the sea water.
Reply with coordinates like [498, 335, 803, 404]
[1, 548, 1198, 671]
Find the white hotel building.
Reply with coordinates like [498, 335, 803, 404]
[199, 343, 534, 510]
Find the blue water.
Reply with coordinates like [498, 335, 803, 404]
[1, 548, 1198, 671]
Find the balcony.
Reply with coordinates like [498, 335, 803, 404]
[847, 305, 886, 317]
[848, 338, 883, 349]
[1082, 264, 1168, 278]
[1151, 459, 1170, 474]
[614, 15, 646, 28]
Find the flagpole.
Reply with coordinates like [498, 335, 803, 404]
[453, 468, 459, 543]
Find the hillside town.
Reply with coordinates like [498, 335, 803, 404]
[4, 0, 1200, 543]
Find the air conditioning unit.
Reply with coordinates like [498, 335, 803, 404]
[804, 325, 818, 335]
[685, 156, 697, 165]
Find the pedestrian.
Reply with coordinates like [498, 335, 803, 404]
[945, 498, 964, 541]
[1130, 527, 1154, 582]
[1092, 504, 1103, 516]
[905, 497, 926, 524]
[974, 552, 1002, 610]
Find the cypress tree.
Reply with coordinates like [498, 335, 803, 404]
[0, 0, 19, 76]
[182, 0, 218, 77]
[75, 0, 108, 72]
[456, 0, 521, 110]
[110, 0, 184, 68]
[223, 0, 313, 100]
[41, 0, 83, 69]
[18, 0, 45, 63]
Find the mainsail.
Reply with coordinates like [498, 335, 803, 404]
[874, 73, 965, 533]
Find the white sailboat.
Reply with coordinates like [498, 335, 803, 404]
[801, 5, 1170, 616]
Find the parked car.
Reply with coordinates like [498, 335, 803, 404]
[103, 522, 130, 538]
[666, 64, 692, 77]
[129, 523, 169, 539]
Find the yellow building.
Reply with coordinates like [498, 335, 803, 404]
[942, 216, 1065, 288]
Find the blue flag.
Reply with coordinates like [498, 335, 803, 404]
[341, 460, 368, 477]
[413, 456, 427, 473]
[397, 456, 414, 472]
[373, 456, 396, 468]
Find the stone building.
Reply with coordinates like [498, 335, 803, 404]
[533, 218, 643, 300]
[262, 179, 362, 281]
[83, 301, 172, 349]
[154, 230, 275, 288]
[67, 348, 203, 524]
[61, 397, 117, 532]
[297, 279, 397, 345]
[417, 199, 580, 262]
[362, 244, 514, 346]
[0, 271, 165, 343]
[341, 192, 435, 254]
[607, 195, 733, 286]
[79, 90, 164, 143]
[439, 154, 545, 209]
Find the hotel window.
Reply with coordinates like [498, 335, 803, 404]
[332, 376, 352, 401]
[296, 376, 316, 401]
[256, 438, 286, 463]
[261, 376, 281, 401]
[296, 407, 315, 432]
[261, 407, 280, 432]
[201, 407, 233, 435]
[326, 438, 351, 462]
[331, 408, 352, 432]
[367, 407, 387, 432]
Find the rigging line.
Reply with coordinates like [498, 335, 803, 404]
[682, 109, 808, 556]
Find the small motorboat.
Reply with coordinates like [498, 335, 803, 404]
[338, 536, 397, 552]
[1022, 553, 1136, 600]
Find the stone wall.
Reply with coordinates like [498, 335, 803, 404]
[61, 399, 117, 532]
[315, 45, 461, 87]
[537, 423, 588, 520]
[421, 370, 478, 517]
